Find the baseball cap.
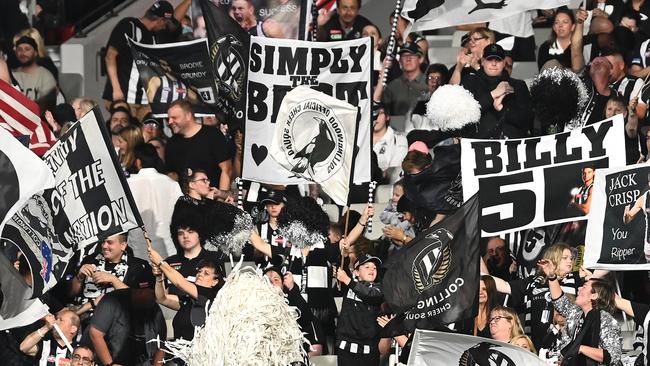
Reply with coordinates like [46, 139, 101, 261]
[261, 190, 286, 205]
[15, 36, 38, 51]
[142, 113, 162, 129]
[355, 254, 382, 269]
[398, 42, 423, 56]
[482, 44, 506, 61]
[149, 1, 174, 19]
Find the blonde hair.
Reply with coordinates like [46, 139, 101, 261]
[538, 243, 572, 277]
[118, 125, 144, 170]
[511, 334, 537, 354]
[490, 306, 524, 341]
[72, 97, 97, 117]
[470, 27, 496, 44]
[13, 28, 47, 57]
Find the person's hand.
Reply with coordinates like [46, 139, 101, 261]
[537, 258, 556, 277]
[339, 237, 350, 254]
[579, 266, 594, 281]
[317, 8, 334, 26]
[377, 314, 395, 328]
[509, 260, 518, 274]
[283, 271, 295, 290]
[383, 225, 405, 241]
[576, 8, 589, 24]
[234, 131, 244, 155]
[206, 187, 219, 200]
[591, 8, 608, 19]
[629, 97, 638, 115]
[152, 263, 162, 277]
[112, 89, 125, 103]
[361, 204, 375, 224]
[457, 47, 472, 66]
[43, 313, 55, 329]
[92, 271, 118, 286]
[336, 267, 351, 284]
[44, 110, 61, 132]
[77, 264, 96, 280]
[493, 93, 506, 111]
[492, 81, 513, 98]
[148, 247, 163, 266]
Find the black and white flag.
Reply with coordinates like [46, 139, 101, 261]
[0, 127, 54, 234]
[402, 0, 571, 32]
[41, 108, 143, 251]
[382, 195, 479, 333]
[461, 116, 626, 236]
[407, 330, 547, 366]
[129, 37, 218, 118]
[585, 163, 650, 270]
[0, 252, 49, 330]
[243, 36, 372, 185]
[270, 86, 358, 205]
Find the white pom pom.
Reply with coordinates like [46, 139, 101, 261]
[425, 84, 481, 131]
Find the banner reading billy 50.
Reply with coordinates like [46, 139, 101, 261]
[584, 164, 650, 270]
[461, 116, 625, 237]
[243, 36, 371, 185]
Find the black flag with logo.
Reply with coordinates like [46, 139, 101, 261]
[199, 0, 249, 124]
[382, 195, 479, 334]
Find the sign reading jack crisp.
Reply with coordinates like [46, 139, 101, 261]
[270, 86, 358, 205]
[461, 116, 626, 236]
[584, 164, 650, 270]
[243, 36, 371, 185]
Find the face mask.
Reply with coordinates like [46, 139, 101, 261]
[182, 25, 193, 34]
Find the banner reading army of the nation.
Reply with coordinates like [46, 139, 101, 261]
[243, 35, 371, 185]
[585, 163, 650, 270]
[129, 37, 217, 117]
[461, 116, 626, 237]
[41, 108, 143, 251]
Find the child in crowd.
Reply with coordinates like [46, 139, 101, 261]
[379, 180, 404, 226]
[335, 254, 384, 366]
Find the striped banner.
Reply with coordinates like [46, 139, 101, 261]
[41, 107, 143, 251]
[0, 80, 55, 156]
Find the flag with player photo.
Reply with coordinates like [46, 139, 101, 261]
[41, 107, 142, 251]
[402, 0, 571, 32]
[461, 115, 626, 237]
[585, 163, 650, 270]
[269, 86, 358, 206]
[129, 37, 219, 117]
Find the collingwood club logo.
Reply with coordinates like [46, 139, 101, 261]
[280, 98, 346, 182]
[412, 228, 452, 293]
[459, 342, 516, 366]
[210, 35, 245, 104]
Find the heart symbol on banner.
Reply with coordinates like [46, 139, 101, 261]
[251, 144, 268, 165]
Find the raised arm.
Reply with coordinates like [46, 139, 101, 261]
[570, 8, 588, 74]
[480, 256, 512, 294]
[149, 248, 199, 300]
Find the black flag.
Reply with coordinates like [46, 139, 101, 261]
[382, 194, 480, 334]
[198, 0, 249, 123]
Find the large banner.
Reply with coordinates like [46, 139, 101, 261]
[191, 0, 311, 40]
[383, 195, 479, 333]
[243, 36, 371, 185]
[41, 108, 142, 251]
[461, 116, 626, 236]
[270, 86, 358, 205]
[402, 0, 571, 32]
[129, 37, 218, 117]
[585, 164, 650, 270]
[407, 330, 547, 366]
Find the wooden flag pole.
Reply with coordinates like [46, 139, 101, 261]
[337, 207, 352, 290]
[141, 225, 153, 252]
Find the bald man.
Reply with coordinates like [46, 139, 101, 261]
[20, 309, 80, 366]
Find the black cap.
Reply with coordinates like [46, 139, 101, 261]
[372, 101, 387, 120]
[142, 113, 162, 129]
[398, 42, 423, 56]
[15, 36, 38, 51]
[355, 254, 382, 269]
[149, 1, 174, 19]
[396, 195, 414, 214]
[261, 190, 286, 205]
[482, 44, 505, 61]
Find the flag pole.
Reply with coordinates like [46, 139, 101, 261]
[52, 323, 74, 353]
[337, 207, 352, 290]
[141, 225, 153, 252]
[382, 0, 403, 89]
[614, 276, 630, 331]
[311, 0, 318, 41]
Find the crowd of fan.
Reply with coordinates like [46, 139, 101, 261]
[4, 0, 650, 365]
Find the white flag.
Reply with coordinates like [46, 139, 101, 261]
[270, 86, 358, 206]
[402, 0, 571, 32]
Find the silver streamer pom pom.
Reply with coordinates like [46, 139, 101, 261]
[426, 84, 481, 131]
[278, 221, 326, 249]
[205, 211, 254, 256]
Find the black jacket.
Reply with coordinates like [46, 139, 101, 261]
[336, 280, 383, 344]
[461, 69, 533, 139]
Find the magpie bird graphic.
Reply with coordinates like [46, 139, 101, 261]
[290, 117, 336, 177]
[468, 0, 507, 14]
[407, 0, 445, 21]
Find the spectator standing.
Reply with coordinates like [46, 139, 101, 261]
[538, 9, 578, 70]
[12, 36, 57, 113]
[372, 102, 407, 182]
[379, 43, 428, 116]
[103, 1, 174, 121]
[317, 0, 372, 42]
[165, 100, 234, 196]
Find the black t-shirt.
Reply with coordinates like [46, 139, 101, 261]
[508, 272, 583, 349]
[166, 125, 234, 186]
[86, 290, 134, 365]
[102, 17, 155, 104]
[319, 12, 372, 42]
[172, 285, 219, 341]
[164, 248, 225, 295]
